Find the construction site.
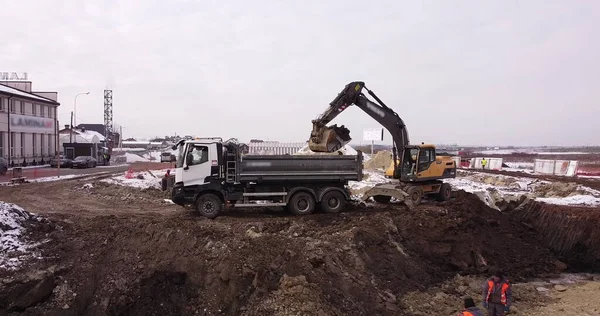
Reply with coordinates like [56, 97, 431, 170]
[1, 81, 600, 316]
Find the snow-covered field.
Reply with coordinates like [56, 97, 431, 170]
[447, 171, 600, 208]
[0, 202, 43, 270]
[347, 169, 600, 208]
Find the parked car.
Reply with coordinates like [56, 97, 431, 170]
[160, 152, 175, 163]
[71, 156, 97, 168]
[49, 155, 73, 168]
[0, 158, 7, 176]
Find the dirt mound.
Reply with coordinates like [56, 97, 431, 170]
[508, 200, 600, 271]
[364, 150, 392, 170]
[0, 185, 569, 316]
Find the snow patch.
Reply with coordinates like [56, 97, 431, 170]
[445, 171, 600, 208]
[124, 153, 149, 163]
[348, 170, 390, 200]
[0, 202, 41, 270]
[101, 168, 171, 190]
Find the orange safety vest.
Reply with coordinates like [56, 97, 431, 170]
[485, 279, 510, 305]
[460, 311, 474, 316]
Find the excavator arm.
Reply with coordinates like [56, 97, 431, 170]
[309, 81, 410, 178]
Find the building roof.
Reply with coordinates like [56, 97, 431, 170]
[0, 83, 60, 104]
[77, 124, 106, 136]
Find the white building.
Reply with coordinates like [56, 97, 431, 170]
[247, 140, 307, 155]
[0, 81, 60, 166]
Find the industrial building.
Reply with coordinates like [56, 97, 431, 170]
[0, 81, 60, 167]
[247, 140, 306, 155]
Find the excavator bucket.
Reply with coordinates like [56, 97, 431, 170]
[308, 121, 352, 152]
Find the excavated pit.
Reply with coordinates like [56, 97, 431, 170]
[507, 199, 600, 271]
[1, 188, 575, 316]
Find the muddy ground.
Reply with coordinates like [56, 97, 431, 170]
[1, 176, 599, 315]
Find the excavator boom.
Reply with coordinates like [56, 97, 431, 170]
[309, 81, 409, 178]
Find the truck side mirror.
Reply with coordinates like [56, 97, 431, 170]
[186, 153, 193, 166]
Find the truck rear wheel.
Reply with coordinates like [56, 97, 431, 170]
[288, 192, 315, 216]
[196, 193, 222, 219]
[320, 190, 346, 214]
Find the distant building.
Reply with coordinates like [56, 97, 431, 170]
[0, 80, 60, 166]
[247, 140, 306, 155]
[76, 123, 120, 147]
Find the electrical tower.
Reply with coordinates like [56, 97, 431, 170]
[103, 89, 114, 153]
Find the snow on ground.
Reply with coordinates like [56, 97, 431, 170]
[445, 170, 600, 208]
[142, 151, 164, 161]
[505, 162, 534, 170]
[347, 170, 389, 200]
[0, 202, 42, 270]
[101, 168, 172, 189]
[124, 152, 149, 163]
[31, 174, 81, 182]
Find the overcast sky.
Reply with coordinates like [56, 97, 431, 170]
[2, 0, 599, 146]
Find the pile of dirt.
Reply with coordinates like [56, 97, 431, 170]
[0, 186, 568, 316]
[364, 150, 392, 170]
[507, 200, 600, 271]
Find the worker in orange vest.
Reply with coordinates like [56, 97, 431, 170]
[482, 271, 512, 316]
[458, 297, 484, 316]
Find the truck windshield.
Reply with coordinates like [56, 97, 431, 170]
[176, 144, 186, 168]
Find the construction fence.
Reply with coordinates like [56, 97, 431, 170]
[533, 159, 579, 176]
[455, 157, 504, 170]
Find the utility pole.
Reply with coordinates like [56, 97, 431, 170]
[69, 111, 73, 144]
[74, 92, 90, 130]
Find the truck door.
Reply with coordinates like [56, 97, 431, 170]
[182, 144, 212, 186]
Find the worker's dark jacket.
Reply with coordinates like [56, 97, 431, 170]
[482, 277, 512, 307]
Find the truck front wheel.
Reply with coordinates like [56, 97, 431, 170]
[196, 193, 222, 219]
[320, 190, 346, 214]
[288, 192, 315, 216]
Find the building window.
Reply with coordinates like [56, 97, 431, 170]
[32, 103, 37, 116]
[0, 131, 4, 157]
[10, 132, 15, 157]
[10, 100, 15, 113]
[32, 134, 37, 156]
[20, 133, 25, 157]
[48, 134, 52, 155]
[41, 134, 45, 156]
[40, 105, 45, 117]
[19, 101, 24, 114]
[0, 97, 3, 112]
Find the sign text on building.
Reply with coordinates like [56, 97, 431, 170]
[10, 114, 54, 133]
[0, 72, 28, 81]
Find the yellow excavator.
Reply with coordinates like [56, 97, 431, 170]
[308, 81, 457, 207]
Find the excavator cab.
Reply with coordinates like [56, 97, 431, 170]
[389, 144, 456, 181]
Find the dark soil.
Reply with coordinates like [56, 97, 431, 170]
[0, 178, 571, 316]
[507, 199, 600, 272]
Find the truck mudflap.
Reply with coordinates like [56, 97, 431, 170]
[362, 184, 414, 209]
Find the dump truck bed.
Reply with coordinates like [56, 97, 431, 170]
[237, 152, 363, 182]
